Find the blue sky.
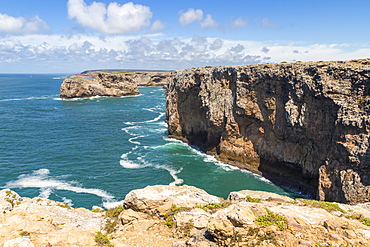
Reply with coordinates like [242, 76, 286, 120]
[0, 0, 369, 73]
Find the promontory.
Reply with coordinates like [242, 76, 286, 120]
[60, 70, 172, 99]
[166, 59, 370, 204]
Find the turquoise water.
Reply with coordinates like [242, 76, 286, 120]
[0, 74, 298, 209]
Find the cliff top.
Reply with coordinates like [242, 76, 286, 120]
[2, 185, 370, 246]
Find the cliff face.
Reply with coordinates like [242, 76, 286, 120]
[60, 71, 172, 99]
[166, 59, 370, 203]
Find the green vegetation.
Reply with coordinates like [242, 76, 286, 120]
[103, 205, 125, 233]
[246, 196, 261, 203]
[5, 190, 12, 196]
[346, 214, 370, 226]
[297, 199, 344, 213]
[19, 231, 30, 236]
[255, 208, 288, 230]
[204, 66, 214, 68]
[195, 202, 232, 212]
[57, 202, 71, 209]
[91, 207, 105, 213]
[163, 205, 190, 228]
[105, 205, 124, 218]
[94, 232, 114, 247]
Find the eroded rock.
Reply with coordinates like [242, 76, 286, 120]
[166, 59, 370, 203]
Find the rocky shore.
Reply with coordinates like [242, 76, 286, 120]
[2, 186, 370, 246]
[60, 71, 172, 99]
[166, 59, 370, 204]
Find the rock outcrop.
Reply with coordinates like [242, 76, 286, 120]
[60, 72, 140, 99]
[3, 186, 370, 246]
[60, 71, 172, 99]
[166, 59, 370, 203]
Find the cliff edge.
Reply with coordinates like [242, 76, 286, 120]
[166, 59, 370, 203]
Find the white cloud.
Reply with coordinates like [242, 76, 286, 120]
[231, 17, 248, 29]
[1, 34, 370, 73]
[210, 39, 223, 50]
[200, 14, 218, 30]
[0, 13, 49, 34]
[67, 0, 152, 34]
[150, 20, 166, 32]
[178, 8, 203, 26]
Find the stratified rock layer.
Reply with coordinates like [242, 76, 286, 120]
[166, 59, 370, 203]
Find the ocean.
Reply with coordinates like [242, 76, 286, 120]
[0, 74, 299, 209]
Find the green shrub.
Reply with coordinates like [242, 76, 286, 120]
[297, 199, 344, 213]
[94, 232, 113, 247]
[19, 231, 30, 236]
[105, 206, 124, 218]
[255, 208, 288, 230]
[246, 196, 261, 203]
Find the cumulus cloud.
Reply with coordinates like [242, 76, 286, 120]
[1, 34, 370, 73]
[67, 0, 152, 34]
[261, 47, 270, 53]
[150, 20, 166, 32]
[0, 13, 49, 34]
[231, 17, 248, 29]
[210, 39, 223, 50]
[200, 14, 218, 30]
[178, 8, 203, 26]
[230, 44, 245, 53]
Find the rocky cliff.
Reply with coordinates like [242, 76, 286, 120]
[166, 59, 370, 204]
[2, 186, 370, 246]
[60, 71, 172, 99]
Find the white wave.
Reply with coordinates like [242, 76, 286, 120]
[103, 200, 124, 209]
[121, 126, 140, 135]
[0, 95, 57, 102]
[58, 94, 141, 101]
[155, 165, 184, 186]
[5, 169, 114, 201]
[120, 146, 139, 159]
[61, 197, 74, 207]
[52, 77, 66, 79]
[128, 135, 147, 145]
[39, 187, 53, 198]
[119, 159, 141, 169]
[145, 112, 166, 123]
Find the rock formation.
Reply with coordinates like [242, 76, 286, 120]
[60, 71, 172, 99]
[60, 72, 140, 99]
[166, 59, 370, 203]
[2, 186, 370, 246]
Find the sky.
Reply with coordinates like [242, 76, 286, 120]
[0, 0, 370, 73]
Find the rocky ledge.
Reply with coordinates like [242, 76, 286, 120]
[166, 59, 370, 204]
[60, 71, 172, 99]
[2, 185, 370, 246]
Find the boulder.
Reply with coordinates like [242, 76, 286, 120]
[123, 185, 222, 215]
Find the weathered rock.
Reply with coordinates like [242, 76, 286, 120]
[2, 186, 370, 246]
[60, 70, 172, 98]
[166, 59, 370, 203]
[60, 72, 139, 98]
[123, 185, 222, 215]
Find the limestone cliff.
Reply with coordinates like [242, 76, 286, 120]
[60, 71, 172, 99]
[166, 59, 370, 203]
[3, 186, 370, 247]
